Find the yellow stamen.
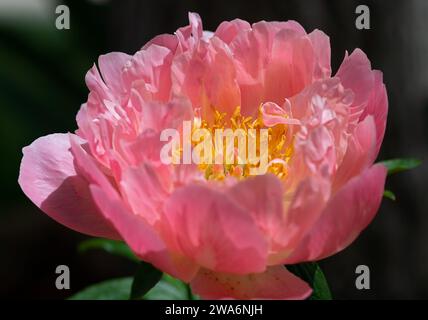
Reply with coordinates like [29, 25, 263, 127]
[191, 106, 293, 181]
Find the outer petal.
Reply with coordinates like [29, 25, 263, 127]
[70, 132, 198, 281]
[333, 116, 377, 190]
[120, 164, 171, 226]
[308, 29, 331, 79]
[141, 96, 194, 133]
[336, 49, 374, 111]
[228, 175, 284, 240]
[336, 50, 387, 150]
[264, 31, 315, 104]
[275, 177, 329, 252]
[18, 133, 119, 239]
[98, 52, 131, 95]
[143, 34, 178, 52]
[266, 177, 330, 265]
[214, 19, 251, 44]
[360, 71, 388, 156]
[190, 266, 312, 300]
[122, 44, 173, 102]
[161, 185, 268, 274]
[226, 175, 329, 265]
[69, 133, 118, 199]
[283, 164, 387, 264]
[230, 20, 307, 114]
[90, 185, 199, 282]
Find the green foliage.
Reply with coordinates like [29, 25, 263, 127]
[76, 239, 198, 300]
[78, 238, 138, 262]
[383, 189, 396, 201]
[379, 158, 421, 175]
[145, 274, 196, 300]
[287, 262, 332, 300]
[130, 262, 163, 300]
[69, 278, 132, 300]
[378, 158, 421, 201]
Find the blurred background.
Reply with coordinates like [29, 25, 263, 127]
[1, 0, 427, 299]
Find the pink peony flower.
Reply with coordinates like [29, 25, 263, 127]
[19, 13, 388, 299]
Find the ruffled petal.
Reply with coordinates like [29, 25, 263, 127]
[214, 19, 251, 44]
[283, 164, 387, 264]
[333, 116, 377, 190]
[228, 175, 285, 248]
[336, 49, 374, 111]
[308, 29, 331, 79]
[190, 266, 312, 300]
[360, 71, 388, 156]
[90, 185, 199, 282]
[161, 184, 268, 274]
[18, 133, 119, 239]
[120, 164, 171, 226]
[98, 52, 131, 94]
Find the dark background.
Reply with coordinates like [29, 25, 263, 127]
[1, 0, 427, 299]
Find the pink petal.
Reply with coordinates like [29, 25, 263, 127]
[118, 97, 193, 166]
[141, 96, 193, 132]
[98, 52, 131, 94]
[18, 133, 119, 239]
[284, 164, 387, 264]
[360, 71, 388, 156]
[188, 12, 203, 40]
[280, 176, 329, 248]
[120, 129, 163, 165]
[214, 19, 251, 44]
[190, 266, 312, 300]
[90, 185, 199, 282]
[261, 101, 301, 127]
[267, 176, 330, 265]
[201, 38, 242, 115]
[161, 185, 268, 274]
[308, 29, 331, 79]
[336, 49, 374, 110]
[85, 64, 111, 102]
[333, 116, 377, 191]
[264, 32, 315, 104]
[68, 133, 118, 199]
[171, 38, 241, 117]
[228, 175, 285, 248]
[122, 44, 173, 102]
[143, 34, 178, 52]
[230, 21, 313, 110]
[227, 175, 329, 265]
[120, 164, 171, 226]
[173, 12, 203, 52]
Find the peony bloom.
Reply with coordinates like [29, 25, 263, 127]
[19, 13, 388, 299]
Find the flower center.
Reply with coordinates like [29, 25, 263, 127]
[191, 106, 293, 181]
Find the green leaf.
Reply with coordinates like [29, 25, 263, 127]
[287, 262, 332, 300]
[144, 275, 200, 300]
[144, 274, 190, 300]
[383, 189, 396, 201]
[379, 158, 421, 175]
[78, 238, 138, 262]
[188, 285, 200, 300]
[68, 277, 132, 300]
[130, 262, 163, 299]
